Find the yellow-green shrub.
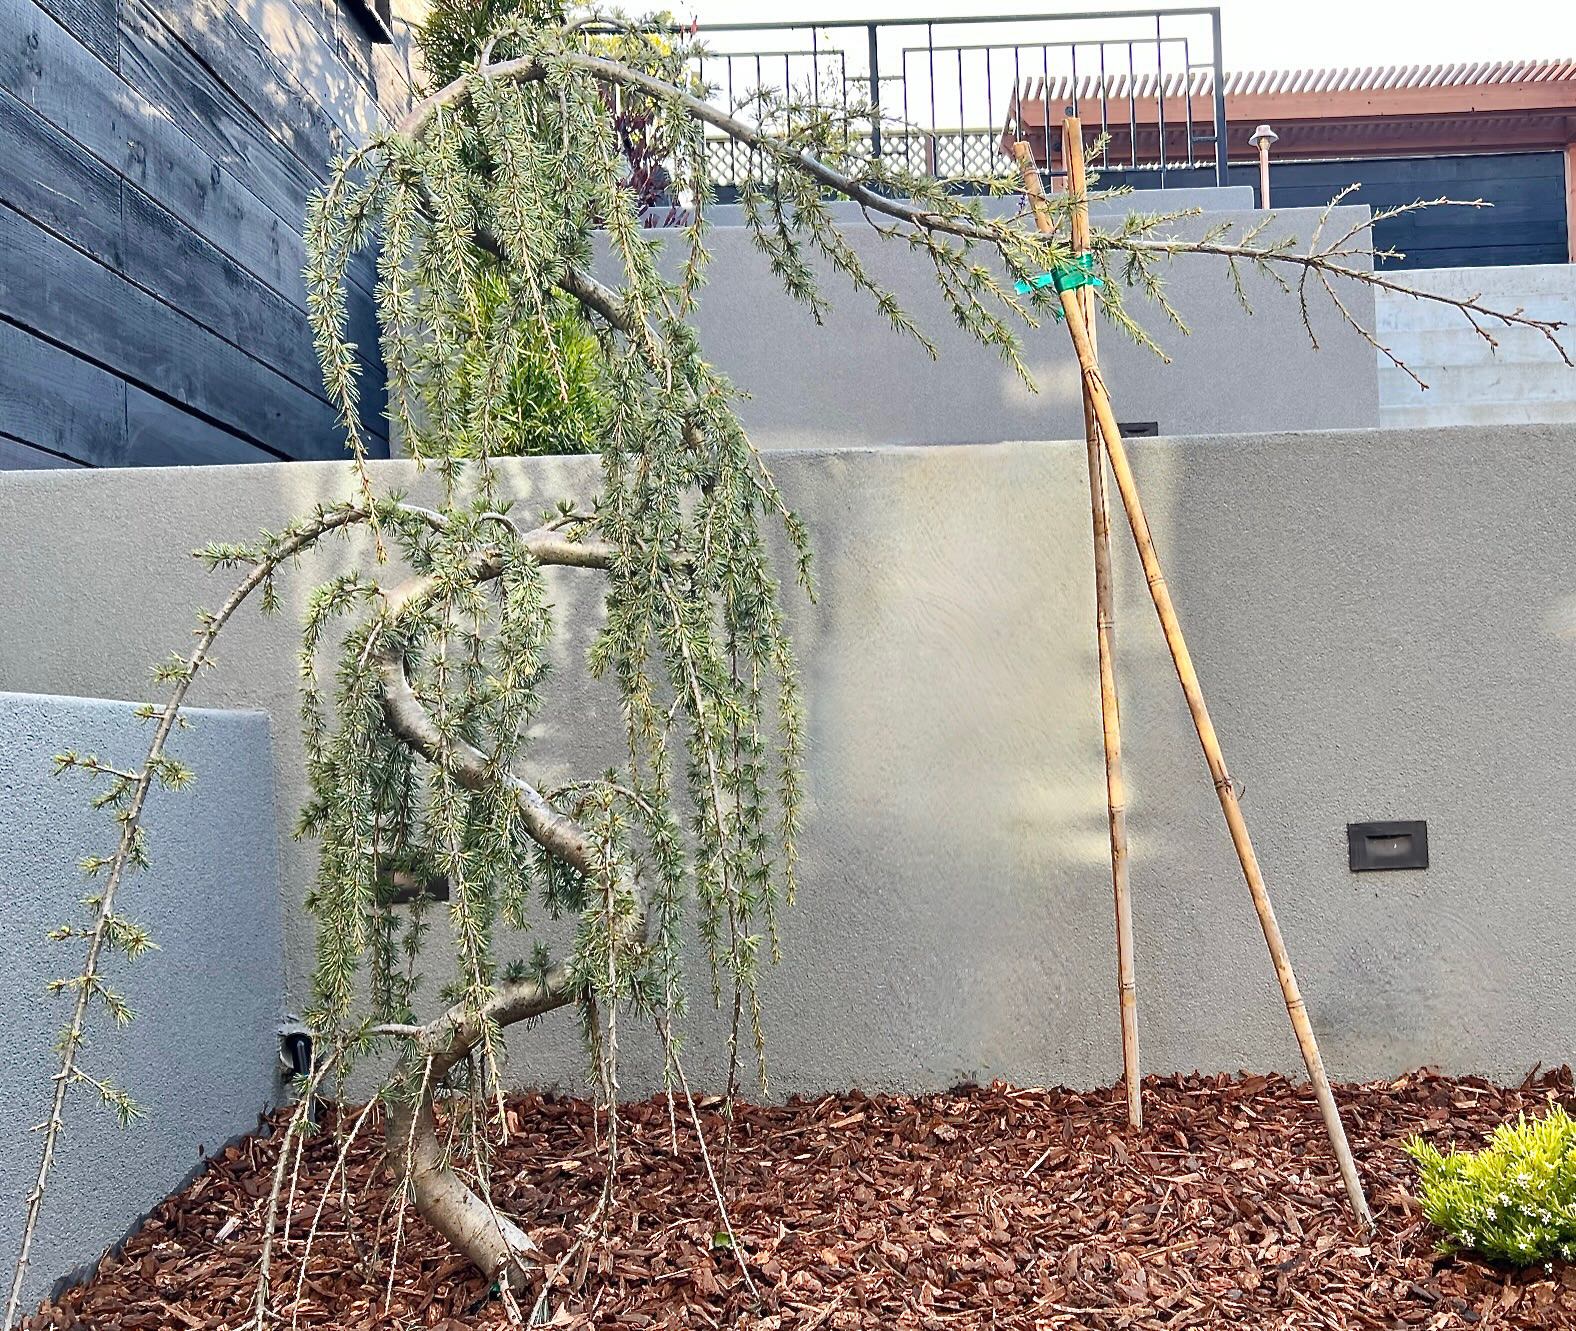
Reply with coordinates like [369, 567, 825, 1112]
[1407, 1106, 1576, 1265]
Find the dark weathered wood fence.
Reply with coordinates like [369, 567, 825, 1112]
[1104, 151, 1570, 270]
[1, 0, 413, 467]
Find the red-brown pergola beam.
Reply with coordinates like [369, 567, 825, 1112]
[1007, 66, 1576, 166]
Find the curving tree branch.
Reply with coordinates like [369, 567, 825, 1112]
[398, 39, 1569, 376]
[363, 526, 664, 1287]
[379, 964, 578, 1286]
[372, 531, 613, 876]
[2, 503, 380, 1331]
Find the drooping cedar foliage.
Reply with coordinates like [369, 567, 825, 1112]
[295, 14, 818, 1104]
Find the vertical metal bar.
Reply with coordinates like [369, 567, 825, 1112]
[1211, 7, 1227, 186]
[1042, 45, 1052, 181]
[867, 22, 882, 159]
[1099, 41, 1110, 173]
[985, 50, 994, 180]
[727, 58, 737, 186]
[1069, 40, 1080, 132]
[1182, 36, 1195, 171]
[1155, 14, 1166, 188]
[929, 24, 938, 176]
[1011, 45, 1022, 172]
[696, 51, 710, 192]
[1127, 41, 1137, 171]
[957, 48, 965, 176]
[903, 48, 913, 172]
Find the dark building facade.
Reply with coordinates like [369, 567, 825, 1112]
[0, 0, 413, 469]
[1105, 150, 1569, 269]
[1016, 59, 1576, 271]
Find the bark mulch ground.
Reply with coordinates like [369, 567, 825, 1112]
[29, 1068, 1576, 1330]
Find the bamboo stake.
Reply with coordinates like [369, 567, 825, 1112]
[1013, 134, 1142, 1130]
[1011, 140, 1374, 1229]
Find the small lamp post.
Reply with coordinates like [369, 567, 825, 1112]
[1249, 124, 1278, 208]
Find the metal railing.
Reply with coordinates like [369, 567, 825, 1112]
[684, 8, 1227, 193]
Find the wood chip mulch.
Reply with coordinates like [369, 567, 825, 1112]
[29, 1067, 1576, 1330]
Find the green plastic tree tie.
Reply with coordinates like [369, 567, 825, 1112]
[1014, 253, 1104, 319]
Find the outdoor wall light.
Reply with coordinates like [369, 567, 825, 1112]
[1248, 124, 1279, 209]
[279, 1026, 314, 1079]
[383, 868, 451, 905]
[362, 844, 451, 905]
[1346, 820, 1429, 872]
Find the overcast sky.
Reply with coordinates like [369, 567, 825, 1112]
[681, 0, 1572, 72]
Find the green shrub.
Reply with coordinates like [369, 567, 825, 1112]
[450, 279, 606, 457]
[409, 1, 606, 458]
[1407, 1105, 1576, 1265]
[416, 0, 565, 88]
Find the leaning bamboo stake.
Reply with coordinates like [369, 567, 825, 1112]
[1013, 134, 1141, 1129]
[1011, 139, 1374, 1229]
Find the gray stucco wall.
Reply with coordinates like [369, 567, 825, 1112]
[647, 204, 1379, 447]
[1, 428, 1572, 1114]
[1377, 264, 1576, 428]
[695, 186, 1258, 229]
[0, 692, 284, 1307]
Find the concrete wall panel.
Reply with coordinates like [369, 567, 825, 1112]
[1378, 264, 1576, 428]
[0, 692, 284, 1307]
[0, 428, 1570, 1119]
[652, 205, 1379, 449]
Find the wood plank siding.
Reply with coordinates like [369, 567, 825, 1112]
[1103, 152, 1570, 270]
[0, 0, 418, 467]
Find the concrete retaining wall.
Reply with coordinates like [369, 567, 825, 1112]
[644, 204, 1379, 447]
[1, 428, 1572, 1115]
[694, 186, 1258, 230]
[1377, 264, 1576, 428]
[0, 692, 284, 1307]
